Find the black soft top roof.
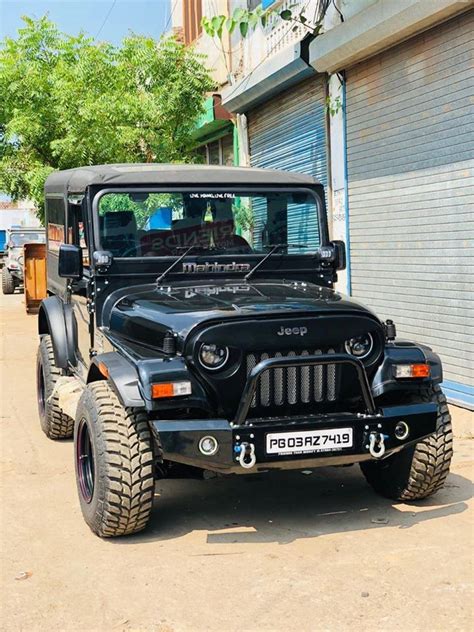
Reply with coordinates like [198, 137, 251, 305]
[44, 163, 318, 195]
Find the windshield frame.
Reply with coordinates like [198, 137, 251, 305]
[91, 185, 328, 260]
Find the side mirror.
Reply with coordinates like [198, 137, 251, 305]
[58, 244, 83, 279]
[331, 240, 346, 271]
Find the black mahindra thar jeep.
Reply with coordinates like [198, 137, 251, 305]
[36, 164, 453, 537]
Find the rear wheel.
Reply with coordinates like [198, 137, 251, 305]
[2, 268, 15, 294]
[37, 334, 74, 439]
[361, 386, 453, 500]
[74, 382, 155, 537]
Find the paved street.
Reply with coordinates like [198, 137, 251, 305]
[0, 292, 473, 632]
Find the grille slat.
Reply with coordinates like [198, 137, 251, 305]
[247, 349, 338, 409]
[274, 352, 284, 405]
[287, 351, 297, 405]
[260, 353, 270, 406]
[246, 353, 257, 407]
[301, 350, 310, 403]
[327, 348, 336, 401]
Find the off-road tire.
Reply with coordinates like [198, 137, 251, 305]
[74, 382, 155, 537]
[37, 334, 74, 439]
[2, 267, 15, 294]
[361, 385, 453, 500]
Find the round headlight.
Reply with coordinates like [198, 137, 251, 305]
[345, 333, 374, 359]
[199, 343, 229, 370]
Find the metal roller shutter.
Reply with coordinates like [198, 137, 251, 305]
[346, 11, 474, 404]
[248, 77, 327, 248]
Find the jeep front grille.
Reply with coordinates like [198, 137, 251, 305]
[246, 349, 338, 409]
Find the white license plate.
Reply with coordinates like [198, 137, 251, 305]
[266, 428, 353, 455]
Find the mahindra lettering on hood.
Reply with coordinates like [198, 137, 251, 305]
[183, 262, 251, 273]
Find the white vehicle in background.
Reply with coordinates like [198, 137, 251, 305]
[2, 227, 46, 294]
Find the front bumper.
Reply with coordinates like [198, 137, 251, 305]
[151, 402, 438, 473]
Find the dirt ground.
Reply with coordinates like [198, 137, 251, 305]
[0, 292, 473, 632]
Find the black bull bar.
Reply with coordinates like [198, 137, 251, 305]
[151, 353, 438, 473]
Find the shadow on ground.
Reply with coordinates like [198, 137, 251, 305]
[111, 466, 472, 546]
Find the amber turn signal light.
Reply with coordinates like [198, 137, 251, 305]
[394, 364, 430, 379]
[151, 381, 192, 399]
[98, 362, 109, 378]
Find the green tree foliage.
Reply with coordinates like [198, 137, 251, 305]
[0, 16, 215, 222]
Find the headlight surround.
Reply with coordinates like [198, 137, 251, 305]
[199, 343, 229, 370]
[344, 333, 374, 360]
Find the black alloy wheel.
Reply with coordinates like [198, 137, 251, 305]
[76, 418, 95, 503]
[37, 358, 46, 419]
[36, 334, 74, 439]
[74, 381, 155, 537]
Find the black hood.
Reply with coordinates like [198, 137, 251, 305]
[103, 279, 379, 351]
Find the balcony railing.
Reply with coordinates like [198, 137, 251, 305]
[263, 0, 319, 57]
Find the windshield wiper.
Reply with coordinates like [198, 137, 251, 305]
[244, 243, 307, 281]
[156, 245, 196, 285]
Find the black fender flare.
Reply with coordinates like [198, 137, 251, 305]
[38, 296, 76, 369]
[372, 341, 443, 398]
[87, 352, 145, 408]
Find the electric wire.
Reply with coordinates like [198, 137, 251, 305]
[163, 0, 179, 35]
[95, 0, 118, 39]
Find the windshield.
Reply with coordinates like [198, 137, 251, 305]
[10, 232, 45, 247]
[97, 190, 322, 258]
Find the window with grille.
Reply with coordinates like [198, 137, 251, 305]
[198, 134, 234, 166]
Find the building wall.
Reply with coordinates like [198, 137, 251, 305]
[344, 10, 474, 405]
[226, 0, 377, 78]
[215, 0, 474, 406]
[170, 0, 232, 87]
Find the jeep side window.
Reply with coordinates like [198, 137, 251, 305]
[67, 202, 89, 267]
[46, 197, 65, 253]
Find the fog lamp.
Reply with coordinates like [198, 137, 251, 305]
[199, 435, 219, 456]
[395, 421, 410, 440]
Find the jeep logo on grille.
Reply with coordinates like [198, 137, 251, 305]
[277, 326, 308, 336]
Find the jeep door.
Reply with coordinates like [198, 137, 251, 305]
[67, 201, 92, 376]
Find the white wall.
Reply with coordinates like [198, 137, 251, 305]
[0, 208, 41, 230]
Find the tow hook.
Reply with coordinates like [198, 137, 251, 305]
[236, 442, 257, 469]
[368, 432, 386, 459]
